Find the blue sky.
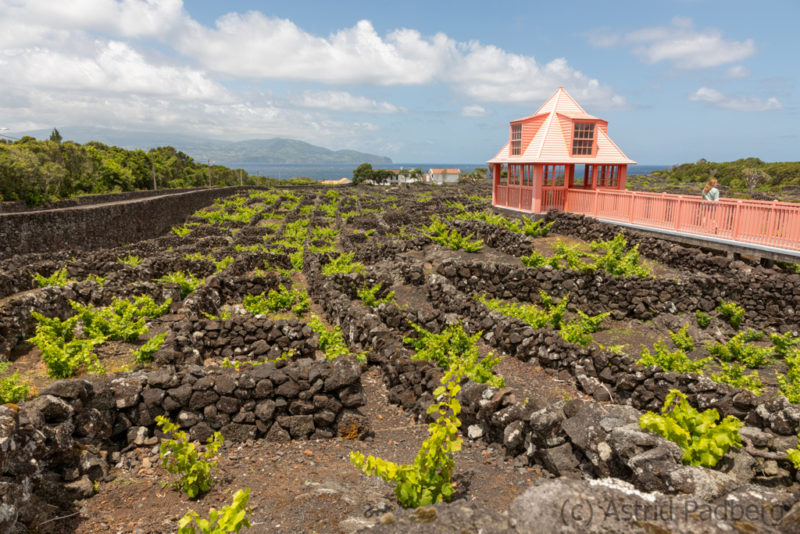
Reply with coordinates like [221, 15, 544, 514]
[1, 0, 797, 164]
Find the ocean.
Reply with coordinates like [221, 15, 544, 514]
[234, 163, 670, 181]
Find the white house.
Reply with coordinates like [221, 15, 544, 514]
[425, 168, 460, 185]
[373, 169, 423, 186]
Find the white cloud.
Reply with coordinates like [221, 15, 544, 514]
[725, 65, 751, 79]
[461, 105, 488, 117]
[2, 40, 229, 101]
[0, 2, 629, 151]
[0, 0, 185, 40]
[291, 91, 403, 113]
[590, 17, 755, 69]
[689, 87, 781, 112]
[451, 50, 627, 109]
[175, 15, 449, 85]
[174, 13, 625, 108]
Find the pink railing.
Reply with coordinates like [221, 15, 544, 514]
[564, 189, 800, 251]
[496, 186, 507, 207]
[542, 188, 566, 211]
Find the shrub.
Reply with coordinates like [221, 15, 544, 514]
[32, 267, 74, 287]
[289, 250, 304, 271]
[357, 282, 394, 307]
[172, 225, 192, 237]
[118, 255, 142, 267]
[705, 332, 773, 368]
[788, 430, 800, 470]
[590, 234, 651, 277]
[156, 416, 223, 499]
[131, 332, 168, 364]
[716, 300, 745, 329]
[423, 216, 483, 252]
[695, 310, 711, 329]
[309, 316, 350, 360]
[520, 218, 553, 237]
[70, 300, 148, 342]
[639, 389, 742, 467]
[553, 240, 592, 270]
[178, 489, 252, 534]
[28, 313, 104, 378]
[709, 362, 763, 395]
[521, 234, 650, 277]
[243, 285, 310, 316]
[669, 324, 695, 352]
[156, 271, 204, 298]
[131, 294, 172, 318]
[520, 250, 559, 269]
[311, 226, 339, 241]
[778, 349, 800, 403]
[321, 252, 364, 275]
[0, 362, 32, 404]
[404, 321, 503, 388]
[771, 332, 800, 357]
[637, 341, 709, 374]
[477, 291, 567, 330]
[350, 366, 463, 508]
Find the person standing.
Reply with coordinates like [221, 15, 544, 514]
[701, 178, 720, 232]
[702, 178, 720, 201]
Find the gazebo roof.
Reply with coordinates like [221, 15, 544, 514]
[488, 87, 636, 165]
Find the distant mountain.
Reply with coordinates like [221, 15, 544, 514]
[13, 127, 392, 165]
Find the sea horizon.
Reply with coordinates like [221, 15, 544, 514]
[233, 162, 670, 181]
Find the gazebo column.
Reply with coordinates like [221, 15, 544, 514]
[491, 164, 499, 205]
[618, 165, 627, 190]
[532, 164, 544, 213]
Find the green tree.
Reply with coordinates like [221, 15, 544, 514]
[49, 128, 63, 143]
[742, 168, 770, 195]
[352, 162, 373, 185]
[372, 168, 394, 184]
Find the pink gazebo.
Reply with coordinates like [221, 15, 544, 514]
[489, 87, 636, 213]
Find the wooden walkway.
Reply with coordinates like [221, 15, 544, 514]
[561, 189, 800, 262]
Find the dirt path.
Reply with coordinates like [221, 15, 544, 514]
[70, 365, 551, 534]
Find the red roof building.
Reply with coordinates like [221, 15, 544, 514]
[488, 87, 635, 213]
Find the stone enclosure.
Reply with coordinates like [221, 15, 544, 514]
[1, 184, 799, 533]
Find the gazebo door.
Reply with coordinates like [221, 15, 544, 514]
[541, 165, 567, 211]
[507, 164, 533, 211]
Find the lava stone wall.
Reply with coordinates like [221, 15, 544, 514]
[0, 357, 365, 534]
[302, 253, 800, 500]
[423, 271, 800, 437]
[0, 186, 259, 259]
[434, 257, 799, 330]
[0, 187, 219, 214]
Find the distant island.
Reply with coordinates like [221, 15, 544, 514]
[206, 138, 392, 165]
[10, 127, 392, 165]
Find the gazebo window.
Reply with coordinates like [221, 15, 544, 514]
[543, 165, 565, 186]
[597, 165, 619, 187]
[572, 122, 594, 155]
[511, 124, 522, 155]
[509, 164, 522, 185]
[522, 164, 535, 187]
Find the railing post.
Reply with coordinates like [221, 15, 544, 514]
[766, 200, 778, 245]
[593, 190, 599, 218]
[675, 197, 682, 230]
[732, 200, 743, 241]
[629, 192, 636, 222]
